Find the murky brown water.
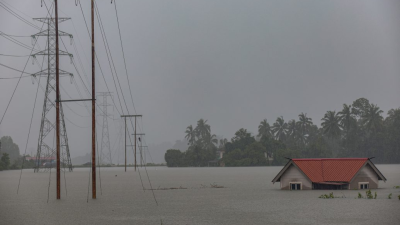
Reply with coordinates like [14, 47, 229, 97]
[1, 165, 399, 225]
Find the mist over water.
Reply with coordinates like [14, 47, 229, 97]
[1, 165, 399, 224]
[1, 0, 400, 224]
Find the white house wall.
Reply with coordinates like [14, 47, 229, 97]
[280, 164, 312, 190]
[350, 164, 379, 189]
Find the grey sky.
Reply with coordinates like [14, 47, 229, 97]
[1, 0, 399, 163]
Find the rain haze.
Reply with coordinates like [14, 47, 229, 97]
[1, 0, 399, 162]
[0, 1, 400, 224]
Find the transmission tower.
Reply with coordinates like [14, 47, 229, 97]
[98, 92, 112, 165]
[31, 17, 73, 172]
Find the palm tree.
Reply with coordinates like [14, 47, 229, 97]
[272, 116, 288, 141]
[361, 104, 383, 132]
[338, 104, 356, 134]
[257, 119, 271, 138]
[321, 111, 341, 138]
[195, 119, 211, 139]
[298, 113, 313, 130]
[287, 119, 297, 139]
[185, 125, 196, 145]
[203, 133, 218, 148]
[297, 113, 313, 144]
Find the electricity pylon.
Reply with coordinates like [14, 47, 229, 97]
[98, 92, 112, 165]
[31, 17, 73, 172]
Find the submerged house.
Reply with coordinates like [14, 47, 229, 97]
[272, 158, 386, 190]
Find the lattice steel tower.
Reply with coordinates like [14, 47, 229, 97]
[31, 17, 73, 172]
[98, 92, 112, 165]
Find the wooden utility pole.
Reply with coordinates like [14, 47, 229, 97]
[55, 0, 60, 200]
[124, 117, 126, 172]
[134, 118, 137, 170]
[121, 115, 142, 171]
[91, 0, 96, 199]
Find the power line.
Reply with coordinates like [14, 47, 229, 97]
[0, 32, 40, 52]
[77, 1, 149, 167]
[17, 1, 54, 195]
[96, 2, 148, 159]
[56, 31, 108, 118]
[94, 2, 144, 135]
[0, 62, 34, 76]
[65, 116, 89, 128]
[77, 0, 158, 206]
[0, 53, 30, 57]
[94, 3, 126, 115]
[39, 1, 112, 132]
[113, 1, 152, 168]
[0, 34, 30, 37]
[113, 0, 139, 119]
[0, 21, 48, 126]
[78, 0, 124, 117]
[98, 2, 157, 205]
[17, 54, 45, 193]
[0, 2, 41, 30]
[1, 0, 35, 20]
[94, 2, 152, 196]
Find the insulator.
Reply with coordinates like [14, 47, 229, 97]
[70, 35, 73, 45]
[32, 56, 35, 65]
[70, 55, 73, 64]
[31, 36, 36, 46]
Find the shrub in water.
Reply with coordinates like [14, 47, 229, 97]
[319, 192, 335, 199]
[366, 190, 374, 199]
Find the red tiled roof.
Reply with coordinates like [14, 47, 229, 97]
[292, 158, 368, 182]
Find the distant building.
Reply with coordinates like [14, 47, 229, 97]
[265, 152, 273, 162]
[272, 158, 386, 190]
[208, 150, 225, 167]
[216, 150, 224, 160]
[24, 156, 60, 168]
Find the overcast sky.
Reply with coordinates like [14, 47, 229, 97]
[0, 0, 399, 163]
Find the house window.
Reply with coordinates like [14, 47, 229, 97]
[290, 182, 302, 190]
[359, 182, 369, 189]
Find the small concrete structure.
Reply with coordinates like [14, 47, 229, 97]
[272, 158, 386, 190]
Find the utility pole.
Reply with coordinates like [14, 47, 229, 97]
[124, 117, 126, 171]
[31, 1, 76, 200]
[91, 0, 96, 200]
[98, 92, 112, 165]
[120, 115, 142, 171]
[55, 0, 60, 200]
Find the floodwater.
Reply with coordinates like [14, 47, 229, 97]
[0, 165, 399, 225]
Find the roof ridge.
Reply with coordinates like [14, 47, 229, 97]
[293, 158, 368, 161]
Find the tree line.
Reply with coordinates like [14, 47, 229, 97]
[0, 136, 35, 171]
[164, 98, 400, 167]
